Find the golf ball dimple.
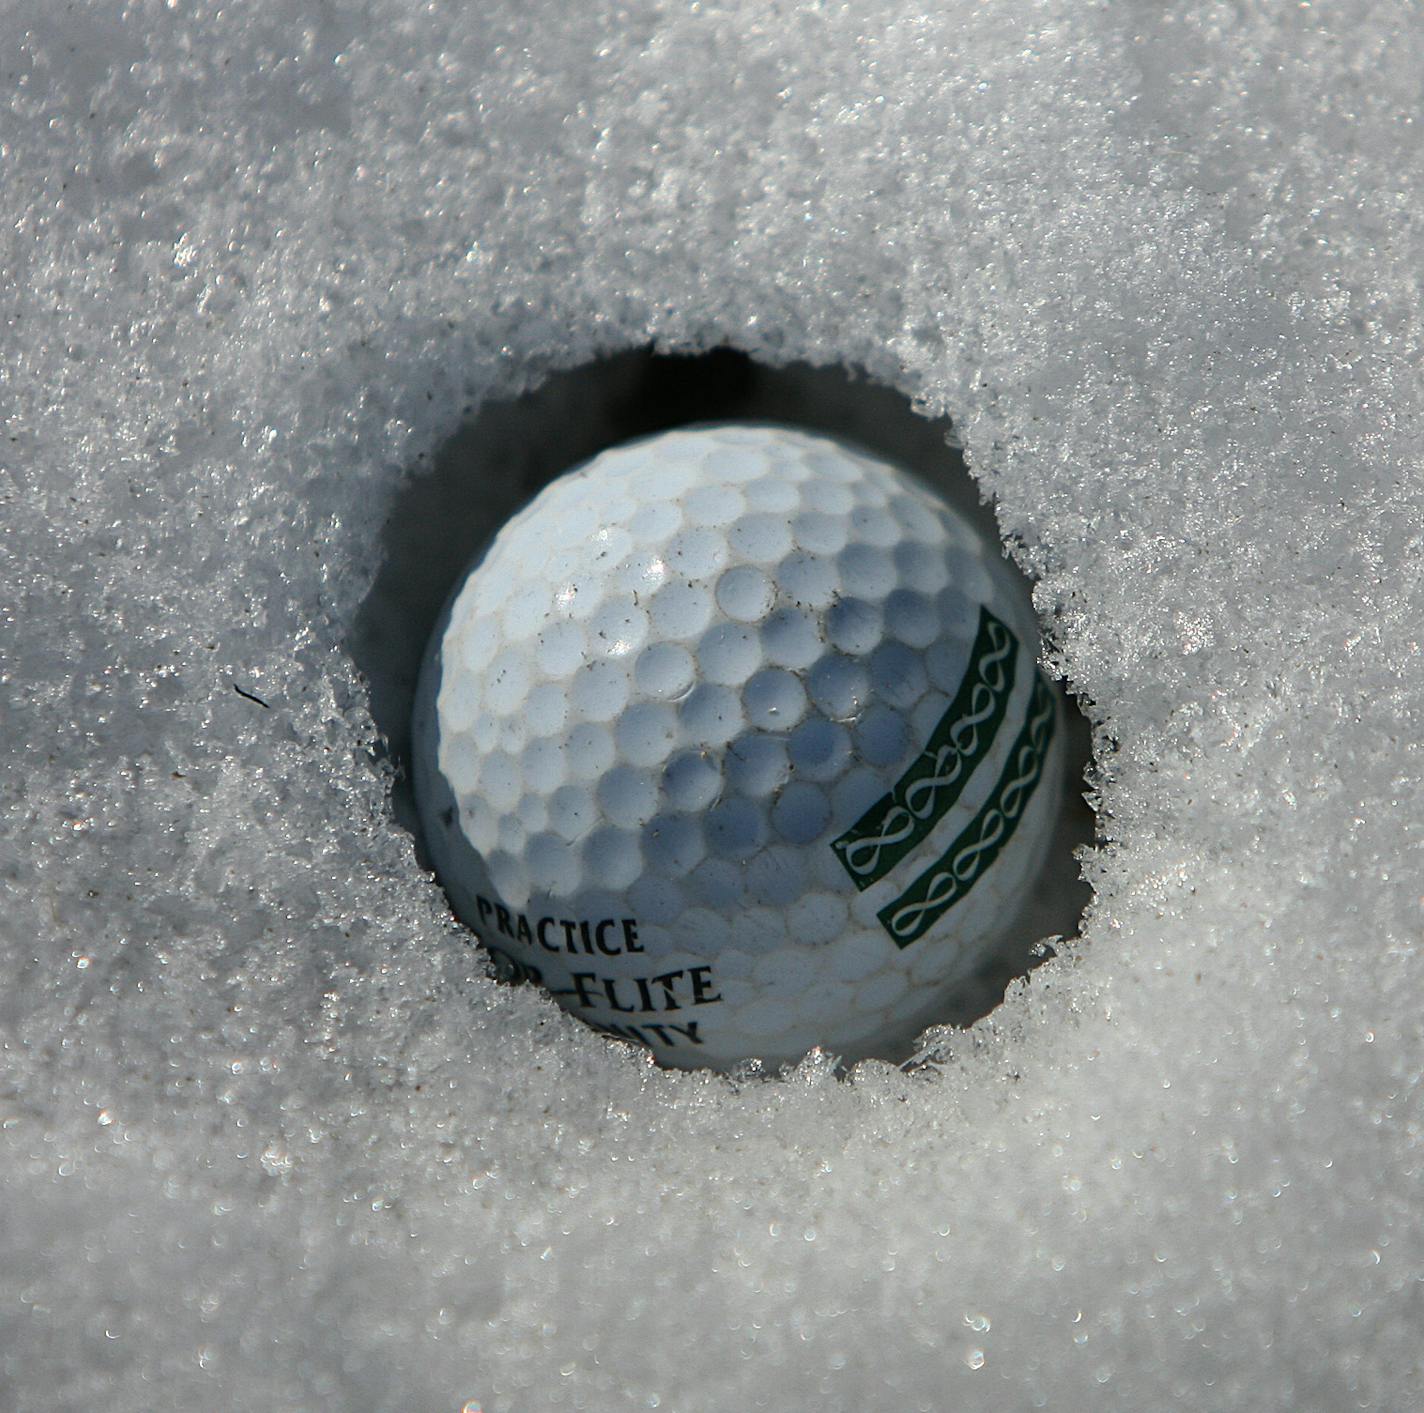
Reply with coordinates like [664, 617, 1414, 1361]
[413, 423, 1064, 1070]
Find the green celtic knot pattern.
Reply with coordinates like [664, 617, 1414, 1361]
[830, 606, 1017, 891]
[877, 670, 1057, 949]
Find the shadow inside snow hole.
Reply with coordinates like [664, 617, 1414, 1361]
[354, 347, 1095, 1043]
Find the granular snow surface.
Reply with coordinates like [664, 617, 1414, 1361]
[2, 3, 1421, 1410]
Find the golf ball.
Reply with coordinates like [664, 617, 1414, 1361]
[413, 423, 1063, 1069]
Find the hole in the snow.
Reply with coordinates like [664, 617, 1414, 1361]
[355, 347, 1094, 1065]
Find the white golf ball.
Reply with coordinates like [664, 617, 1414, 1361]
[413, 423, 1063, 1069]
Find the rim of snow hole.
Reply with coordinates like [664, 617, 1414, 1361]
[354, 347, 1095, 1072]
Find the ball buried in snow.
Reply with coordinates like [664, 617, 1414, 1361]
[413, 423, 1064, 1070]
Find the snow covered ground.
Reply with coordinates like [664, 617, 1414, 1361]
[3, 2, 1421, 1409]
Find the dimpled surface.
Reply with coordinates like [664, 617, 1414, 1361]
[413, 425, 1063, 1069]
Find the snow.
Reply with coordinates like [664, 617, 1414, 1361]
[2, 2, 1421, 1409]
